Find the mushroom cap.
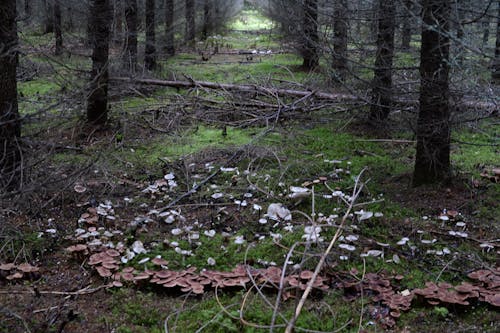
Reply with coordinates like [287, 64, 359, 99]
[106, 249, 121, 257]
[96, 266, 112, 277]
[6, 272, 23, 280]
[17, 263, 39, 273]
[66, 244, 88, 253]
[151, 258, 169, 266]
[0, 263, 16, 271]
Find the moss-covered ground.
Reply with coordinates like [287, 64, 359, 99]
[1, 7, 498, 333]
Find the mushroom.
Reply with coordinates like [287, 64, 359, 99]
[96, 266, 112, 278]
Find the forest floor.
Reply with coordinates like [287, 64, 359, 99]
[1, 9, 499, 333]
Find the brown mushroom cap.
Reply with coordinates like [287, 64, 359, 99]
[17, 263, 39, 273]
[66, 244, 88, 253]
[0, 263, 16, 271]
[106, 249, 121, 257]
[96, 266, 112, 277]
[151, 258, 169, 266]
[6, 272, 23, 280]
[122, 267, 135, 273]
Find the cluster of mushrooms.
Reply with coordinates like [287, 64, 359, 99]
[0, 262, 40, 282]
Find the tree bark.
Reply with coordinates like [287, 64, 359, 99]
[54, 0, 63, 55]
[202, 0, 212, 40]
[413, 0, 451, 186]
[145, 0, 156, 70]
[0, 0, 21, 190]
[302, 0, 319, 70]
[332, 0, 348, 81]
[401, 0, 412, 50]
[481, 15, 490, 48]
[44, 0, 54, 34]
[123, 0, 138, 71]
[24, 0, 30, 18]
[369, 0, 396, 122]
[185, 0, 196, 46]
[87, 0, 113, 124]
[164, 0, 175, 56]
[492, 0, 500, 83]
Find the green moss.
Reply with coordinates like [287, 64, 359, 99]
[18, 79, 59, 97]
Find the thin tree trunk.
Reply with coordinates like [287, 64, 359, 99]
[202, 0, 211, 40]
[113, 0, 123, 45]
[164, 0, 175, 56]
[481, 15, 490, 48]
[87, 0, 112, 124]
[302, 0, 319, 70]
[401, 0, 412, 50]
[54, 0, 63, 55]
[369, 0, 396, 122]
[123, 0, 138, 71]
[332, 0, 348, 81]
[145, 0, 156, 70]
[492, 0, 500, 83]
[185, 0, 196, 46]
[66, 5, 74, 31]
[455, 0, 465, 64]
[44, 0, 54, 34]
[413, 0, 451, 186]
[0, 0, 21, 190]
[24, 0, 30, 18]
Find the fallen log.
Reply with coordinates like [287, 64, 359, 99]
[110, 77, 498, 113]
[110, 77, 360, 103]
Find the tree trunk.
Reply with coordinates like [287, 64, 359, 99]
[44, 0, 54, 34]
[113, 0, 123, 45]
[413, 0, 451, 186]
[202, 0, 211, 40]
[454, 0, 465, 64]
[123, 0, 138, 71]
[0, 0, 21, 190]
[164, 0, 175, 56]
[54, 0, 63, 55]
[185, 0, 196, 46]
[66, 5, 74, 31]
[24, 0, 30, 18]
[401, 0, 412, 50]
[145, 0, 156, 70]
[481, 15, 490, 48]
[87, 0, 112, 124]
[332, 0, 348, 81]
[492, 0, 500, 83]
[302, 0, 319, 70]
[369, 0, 396, 122]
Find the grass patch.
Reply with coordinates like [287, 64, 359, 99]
[229, 9, 275, 31]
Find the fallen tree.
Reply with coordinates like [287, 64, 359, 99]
[110, 77, 498, 114]
[110, 77, 360, 103]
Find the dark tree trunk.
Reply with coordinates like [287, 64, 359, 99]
[492, 0, 500, 83]
[113, 0, 123, 45]
[481, 15, 490, 48]
[413, 0, 451, 186]
[0, 0, 21, 190]
[54, 0, 63, 55]
[302, 0, 319, 70]
[369, 0, 396, 122]
[145, 0, 156, 70]
[44, 0, 54, 34]
[87, 0, 112, 124]
[24, 0, 30, 18]
[185, 0, 196, 46]
[401, 0, 412, 50]
[202, 0, 211, 40]
[123, 0, 138, 71]
[66, 5, 74, 31]
[454, 0, 465, 64]
[164, 0, 175, 56]
[332, 0, 348, 81]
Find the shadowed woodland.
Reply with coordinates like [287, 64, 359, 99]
[0, 0, 499, 332]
